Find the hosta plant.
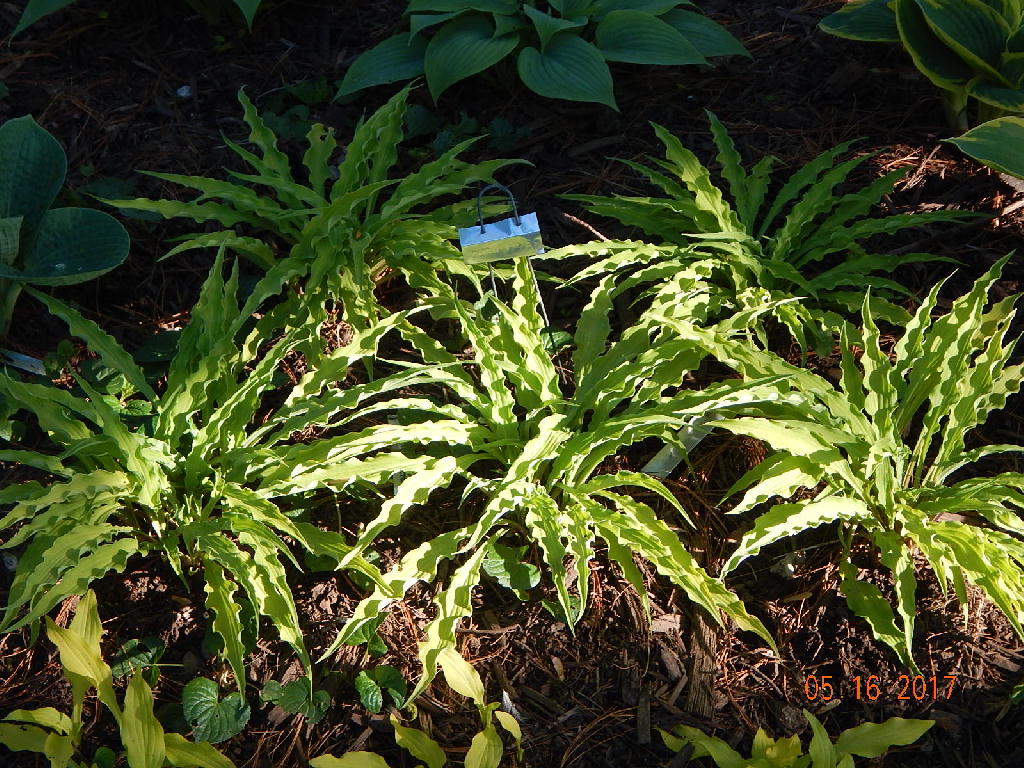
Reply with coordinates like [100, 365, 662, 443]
[558, 112, 969, 354]
[820, 0, 1024, 129]
[296, 255, 787, 701]
[11, 0, 264, 36]
[656, 255, 1024, 669]
[660, 709, 933, 768]
[0, 114, 128, 338]
[0, 590, 237, 768]
[336, 0, 749, 109]
[0, 250, 397, 693]
[104, 86, 517, 332]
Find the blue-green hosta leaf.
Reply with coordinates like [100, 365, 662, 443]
[721, 497, 871, 577]
[424, 13, 519, 100]
[819, 0, 900, 41]
[0, 115, 65, 233]
[182, 678, 250, 744]
[522, 5, 586, 52]
[594, 10, 707, 65]
[947, 116, 1024, 177]
[660, 9, 749, 58]
[338, 34, 427, 97]
[0, 207, 127, 286]
[517, 35, 617, 108]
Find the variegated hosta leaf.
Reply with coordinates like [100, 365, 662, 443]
[591, 492, 777, 651]
[721, 497, 871, 578]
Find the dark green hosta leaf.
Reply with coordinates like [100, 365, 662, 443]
[819, 0, 900, 41]
[181, 677, 250, 744]
[407, 0, 518, 11]
[12, 0, 76, 37]
[0, 115, 65, 236]
[895, 0, 974, 91]
[522, 5, 586, 52]
[550, 0, 596, 15]
[660, 9, 750, 58]
[424, 13, 520, 100]
[233, 0, 262, 29]
[336, 34, 428, 98]
[517, 35, 617, 108]
[913, 0, 1008, 74]
[260, 678, 330, 724]
[588, 0, 681, 16]
[946, 116, 1024, 177]
[595, 10, 707, 65]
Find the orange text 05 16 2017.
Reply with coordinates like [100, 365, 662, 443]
[803, 674, 958, 703]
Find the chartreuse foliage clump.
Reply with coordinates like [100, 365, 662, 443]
[659, 256, 1024, 669]
[556, 112, 971, 355]
[0, 114, 128, 338]
[0, 590, 236, 768]
[0, 248, 407, 694]
[661, 708, 933, 768]
[820, 0, 1024, 129]
[305, 254, 789, 700]
[104, 86, 518, 332]
[337, 0, 748, 109]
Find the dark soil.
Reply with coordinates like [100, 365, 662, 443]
[3, 1, 1024, 767]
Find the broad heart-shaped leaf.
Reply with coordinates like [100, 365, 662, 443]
[336, 34, 428, 98]
[660, 9, 750, 58]
[833, 717, 933, 756]
[914, 0, 1010, 76]
[946, 117, 1024, 178]
[407, 0, 518, 11]
[12, 0, 76, 36]
[0, 207, 128, 285]
[550, 0, 596, 16]
[517, 35, 617, 108]
[595, 10, 707, 65]
[424, 13, 519, 100]
[0, 115, 65, 237]
[588, 0, 683, 16]
[819, 0, 900, 41]
[231, 0, 262, 29]
[181, 678, 250, 744]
